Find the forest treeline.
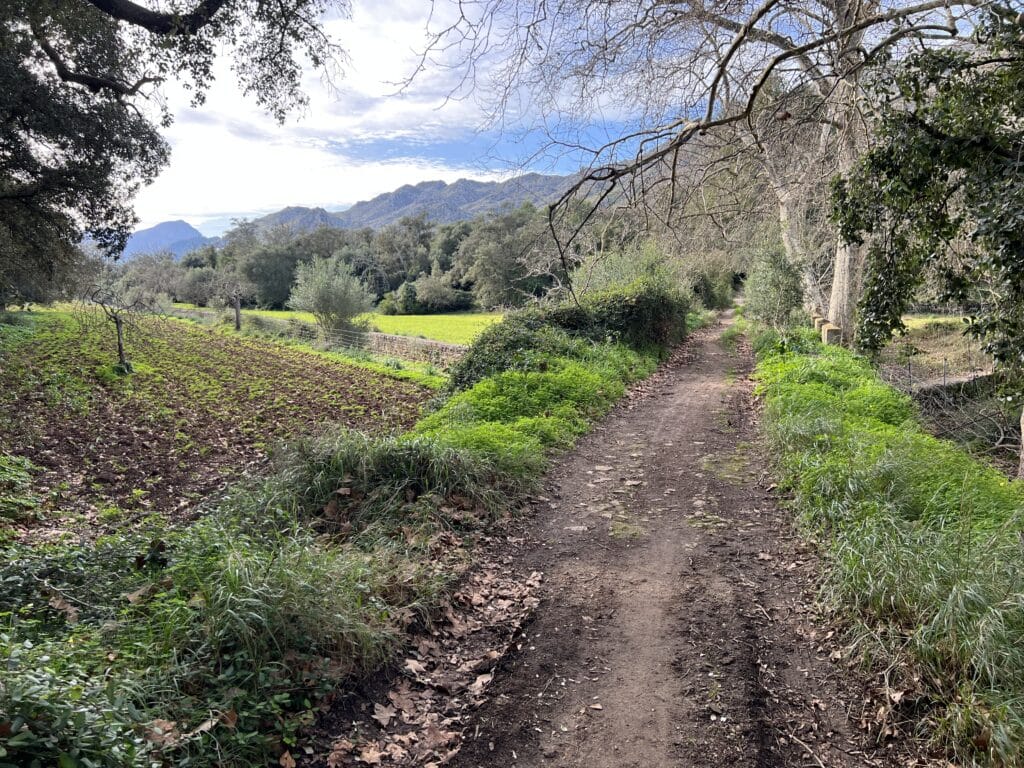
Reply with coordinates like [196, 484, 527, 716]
[52, 202, 743, 319]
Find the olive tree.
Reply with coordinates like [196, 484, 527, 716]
[288, 256, 374, 335]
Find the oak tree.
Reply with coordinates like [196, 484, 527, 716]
[1, 0, 347, 301]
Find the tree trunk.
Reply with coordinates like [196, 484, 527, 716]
[823, 67, 868, 342]
[233, 293, 241, 331]
[1018, 406, 1024, 480]
[827, 237, 860, 340]
[114, 315, 130, 371]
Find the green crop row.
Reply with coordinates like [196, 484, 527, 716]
[754, 328, 1024, 765]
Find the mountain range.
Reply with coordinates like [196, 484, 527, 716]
[125, 173, 572, 257]
[123, 220, 216, 259]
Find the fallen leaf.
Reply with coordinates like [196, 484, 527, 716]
[47, 594, 79, 623]
[372, 703, 395, 727]
[358, 743, 384, 765]
[405, 658, 427, 675]
[589, 703, 603, 710]
[423, 722, 458, 751]
[388, 683, 417, 713]
[469, 673, 493, 695]
[279, 751, 296, 768]
[384, 742, 409, 760]
[757, 552, 773, 561]
[327, 739, 355, 767]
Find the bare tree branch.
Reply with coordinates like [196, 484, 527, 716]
[83, 0, 230, 35]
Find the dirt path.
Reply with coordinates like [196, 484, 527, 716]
[452, 318, 893, 768]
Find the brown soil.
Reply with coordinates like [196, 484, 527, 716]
[308, 317, 929, 768]
[1, 318, 429, 540]
[448, 320, 902, 768]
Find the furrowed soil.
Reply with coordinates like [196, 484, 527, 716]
[0, 313, 430, 540]
[314, 317, 922, 768]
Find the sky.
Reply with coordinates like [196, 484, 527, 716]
[131, 3, 572, 236]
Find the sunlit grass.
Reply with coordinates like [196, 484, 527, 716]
[876, 312, 990, 379]
[172, 304, 503, 346]
[363, 312, 503, 345]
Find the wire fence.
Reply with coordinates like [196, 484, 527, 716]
[877, 356, 1019, 473]
[170, 307, 467, 368]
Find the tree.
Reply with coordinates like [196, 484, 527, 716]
[288, 257, 374, 335]
[413, 261, 475, 312]
[84, 284, 156, 373]
[745, 248, 805, 329]
[395, 281, 420, 314]
[2, 0, 348, 290]
[454, 204, 553, 308]
[118, 252, 186, 301]
[833, 11, 1024, 477]
[420, 0, 994, 334]
[213, 267, 256, 331]
[374, 215, 435, 290]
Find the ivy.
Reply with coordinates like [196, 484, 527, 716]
[832, 12, 1024, 394]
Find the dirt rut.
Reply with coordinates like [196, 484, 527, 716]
[454, 321, 887, 768]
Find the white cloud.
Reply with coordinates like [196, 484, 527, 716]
[133, 1, 500, 234]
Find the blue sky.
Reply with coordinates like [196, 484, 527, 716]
[131, 3, 585, 236]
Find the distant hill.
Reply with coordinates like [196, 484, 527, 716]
[248, 206, 345, 234]
[129, 173, 574, 248]
[123, 220, 215, 258]
[338, 173, 572, 229]
[247, 173, 572, 234]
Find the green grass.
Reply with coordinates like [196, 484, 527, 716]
[363, 312, 503, 345]
[0, 289, 684, 767]
[172, 304, 503, 346]
[755, 333, 1024, 765]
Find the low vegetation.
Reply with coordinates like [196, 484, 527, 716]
[754, 327, 1024, 764]
[366, 312, 502, 346]
[0, 280, 692, 767]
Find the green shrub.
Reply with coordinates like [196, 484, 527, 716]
[578, 279, 690, 349]
[0, 637, 148, 768]
[691, 269, 734, 310]
[0, 454, 38, 520]
[745, 249, 804, 327]
[446, 317, 578, 391]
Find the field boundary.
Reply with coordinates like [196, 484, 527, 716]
[171, 308, 467, 366]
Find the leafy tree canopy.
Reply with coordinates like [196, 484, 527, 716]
[0, 0, 347, 302]
[833, 11, 1024, 385]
